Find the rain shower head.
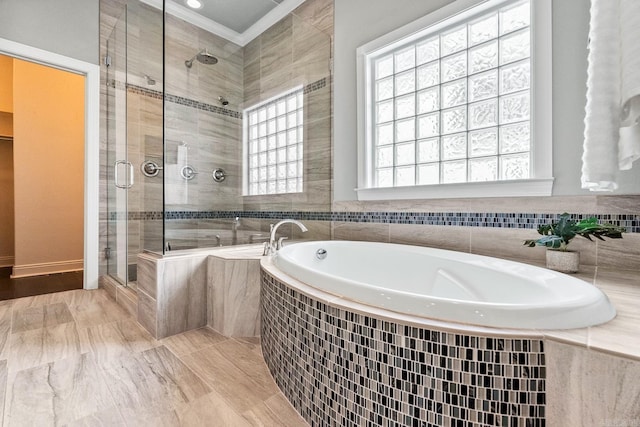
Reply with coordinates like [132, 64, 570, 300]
[185, 49, 218, 68]
[143, 74, 156, 86]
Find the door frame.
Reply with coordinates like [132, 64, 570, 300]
[0, 37, 100, 290]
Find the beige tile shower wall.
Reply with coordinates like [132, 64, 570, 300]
[332, 195, 640, 271]
[165, 15, 243, 109]
[242, 0, 333, 216]
[164, 12, 245, 248]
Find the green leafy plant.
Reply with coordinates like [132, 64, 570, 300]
[523, 213, 626, 251]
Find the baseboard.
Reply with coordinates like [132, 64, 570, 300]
[11, 259, 83, 278]
[0, 256, 14, 268]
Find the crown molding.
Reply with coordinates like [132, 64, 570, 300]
[138, 0, 307, 47]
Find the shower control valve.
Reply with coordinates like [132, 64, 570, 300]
[212, 168, 227, 182]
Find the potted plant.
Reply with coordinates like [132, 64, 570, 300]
[523, 213, 626, 273]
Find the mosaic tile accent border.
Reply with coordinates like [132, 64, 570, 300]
[261, 270, 547, 426]
[107, 210, 640, 233]
[122, 77, 328, 120]
[303, 77, 327, 94]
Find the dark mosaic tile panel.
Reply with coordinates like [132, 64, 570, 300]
[260, 270, 547, 427]
[108, 210, 640, 233]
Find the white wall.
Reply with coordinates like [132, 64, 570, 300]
[333, 0, 640, 201]
[0, 0, 99, 65]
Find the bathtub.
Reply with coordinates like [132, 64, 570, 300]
[271, 240, 615, 330]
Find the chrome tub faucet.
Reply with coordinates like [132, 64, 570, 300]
[264, 219, 308, 255]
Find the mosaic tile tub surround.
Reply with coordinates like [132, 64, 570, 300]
[260, 269, 546, 426]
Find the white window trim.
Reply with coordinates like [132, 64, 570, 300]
[355, 0, 553, 200]
[242, 85, 304, 196]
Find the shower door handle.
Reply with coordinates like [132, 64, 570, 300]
[114, 160, 134, 189]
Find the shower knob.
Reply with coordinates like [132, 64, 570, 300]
[181, 165, 198, 180]
[141, 160, 162, 177]
[212, 168, 227, 182]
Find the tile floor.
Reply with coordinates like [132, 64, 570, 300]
[0, 288, 307, 426]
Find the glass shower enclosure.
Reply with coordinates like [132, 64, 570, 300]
[104, 0, 332, 288]
[105, 1, 164, 287]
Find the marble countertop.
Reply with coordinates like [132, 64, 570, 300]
[546, 266, 640, 361]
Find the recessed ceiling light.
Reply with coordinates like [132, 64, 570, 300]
[185, 0, 202, 9]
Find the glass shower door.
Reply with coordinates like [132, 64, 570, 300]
[106, 10, 131, 286]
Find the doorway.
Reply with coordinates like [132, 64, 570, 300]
[0, 37, 101, 291]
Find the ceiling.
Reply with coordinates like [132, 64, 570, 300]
[162, 0, 302, 46]
[182, 0, 284, 33]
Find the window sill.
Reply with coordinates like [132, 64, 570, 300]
[355, 178, 554, 200]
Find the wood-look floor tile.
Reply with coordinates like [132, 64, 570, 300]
[0, 360, 7, 425]
[58, 289, 111, 307]
[263, 394, 306, 426]
[5, 354, 117, 426]
[98, 345, 211, 425]
[64, 406, 127, 427]
[181, 345, 278, 413]
[234, 336, 263, 356]
[79, 319, 159, 363]
[0, 301, 13, 359]
[175, 391, 252, 427]
[160, 326, 227, 357]
[68, 298, 131, 329]
[215, 339, 280, 395]
[12, 302, 74, 334]
[243, 393, 307, 427]
[11, 292, 66, 311]
[8, 322, 81, 372]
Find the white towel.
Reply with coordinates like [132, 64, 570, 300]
[582, 0, 640, 191]
[165, 144, 188, 205]
[618, 0, 640, 169]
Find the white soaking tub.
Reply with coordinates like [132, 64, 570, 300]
[272, 241, 616, 330]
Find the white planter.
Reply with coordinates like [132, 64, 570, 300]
[546, 249, 580, 273]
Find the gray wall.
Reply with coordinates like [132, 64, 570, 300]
[333, 0, 640, 201]
[0, 0, 99, 65]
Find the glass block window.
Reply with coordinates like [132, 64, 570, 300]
[368, 0, 531, 188]
[244, 88, 304, 195]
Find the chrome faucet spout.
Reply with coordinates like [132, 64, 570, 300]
[266, 219, 307, 255]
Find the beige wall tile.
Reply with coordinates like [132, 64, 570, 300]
[470, 227, 539, 262]
[137, 289, 157, 339]
[115, 285, 138, 318]
[157, 256, 208, 338]
[293, 0, 334, 36]
[137, 255, 157, 299]
[391, 223, 471, 253]
[596, 195, 640, 214]
[546, 340, 640, 426]
[208, 257, 261, 337]
[597, 232, 640, 272]
[545, 340, 588, 426]
[332, 222, 389, 242]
